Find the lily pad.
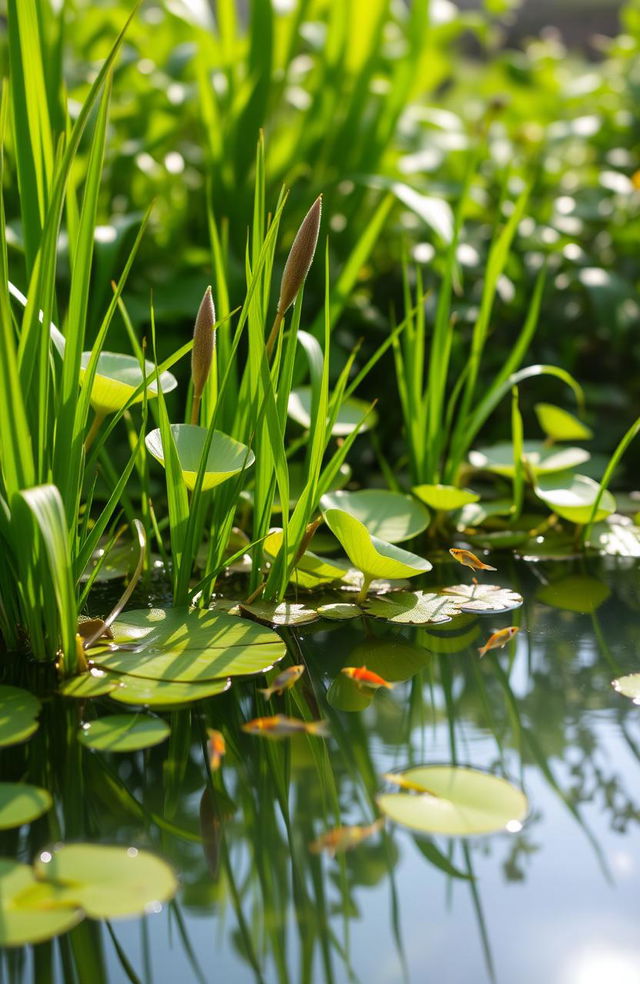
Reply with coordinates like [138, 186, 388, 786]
[0, 784, 52, 830]
[78, 714, 170, 752]
[377, 766, 528, 835]
[469, 440, 590, 478]
[0, 860, 82, 946]
[440, 583, 523, 614]
[321, 490, 430, 543]
[316, 603, 362, 620]
[340, 570, 411, 594]
[412, 485, 479, 512]
[534, 403, 592, 442]
[239, 601, 319, 626]
[0, 686, 41, 748]
[90, 608, 285, 682]
[363, 592, 461, 625]
[536, 575, 610, 613]
[35, 844, 178, 919]
[457, 499, 514, 529]
[612, 674, 640, 703]
[107, 675, 231, 707]
[327, 638, 430, 712]
[288, 387, 377, 435]
[534, 473, 616, 525]
[145, 425, 255, 491]
[80, 352, 177, 416]
[326, 673, 374, 712]
[323, 509, 432, 590]
[588, 521, 640, 557]
[59, 669, 120, 699]
[263, 529, 347, 589]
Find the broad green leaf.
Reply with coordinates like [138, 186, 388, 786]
[324, 509, 432, 587]
[534, 473, 616, 525]
[469, 440, 590, 478]
[288, 387, 377, 435]
[457, 499, 514, 528]
[0, 686, 41, 748]
[107, 675, 231, 707]
[412, 485, 479, 512]
[317, 603, 362, 620]
[145, 424, 255, 491]
[59, 669, 119, 699]
[80, 352, 177, 416]
[0, 784, 52, 830]
[321, 489, 430, 543]
[0, 861, 82, 947]
[536, 575, 610, 613]
[363, 591, 461, 625]
[35, 844, 178, 919]
[612, 674, 640, 703]
[78, 714, 170, 752]
[378, 766, 528, 836]
[440, 583, 523, 614]
[534, 403, 592, 442]
[89, 608, 285, 681]
[589, 521, 640, 557]
[264, 529, 347, 589]
[239, 601, 319, 626]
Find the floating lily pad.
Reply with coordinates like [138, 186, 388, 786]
[612, 674, 640, 703]
[0, 860, 82, 946]
[534, 473, 616, 525]
[107, 675, 231, 707]
[321, 490, 430, 543]
[0, 686, 41, 748]
[457, 499, 514, 529]
[377, 766, 528, 835]
[59, 669, 119, 699]
[534, 403, 592, 442]
[363, 592, 461, 625]
[90, 608, 285, 681]
[240, 601, 319, 626]
[340, 570, 411, 594]
[467, 530, 530, 550]
[316, 603, 363, 620]
[440, 584, 523, 614]
[412, 485, 479, 512]
[35, 844, 178, 919]
[81, 352, 177, 416]
[78, 715, 170, 752]
[469, 440, 590, 478]
[589, 521, 640, 557]
[324, 509, 432, 591]
[288, 387, 377, 435]
[145, 425, 255, 491]
[0, 785, 52, 830]
[80, 540, 162, 583]
[536, 575, 610, 613]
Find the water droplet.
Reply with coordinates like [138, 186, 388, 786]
[127, 847, 139, 858]
[40, 851, 52, 864]
[506, 819, 523, 833]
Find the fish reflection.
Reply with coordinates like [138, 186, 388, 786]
[309, 818, 385, 856]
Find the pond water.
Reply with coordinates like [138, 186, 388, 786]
[2, 557, 640, 984]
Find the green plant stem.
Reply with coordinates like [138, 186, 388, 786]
[265, 310, 283, 359]
[190, 393, 202, 426]
[355, 575, 372, 605]
[83, 411, 105, 452]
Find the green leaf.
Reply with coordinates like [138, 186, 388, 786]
[0, 685, 41, 748]
[457, 499, 514, 528]
[316, 603, 362, 620]
[363, 591, 461, 625]
[81, 352, 177, 417]
[327, 637, 430, 711]
[34, 844, 178, 919]
[324, 509, 432, 588]
[534, 473, 616, 525]
[534, 403, 592, 442]
[288, 387, 377, 435]
[145, 425, 255, 491]
[440, 583, 523, 614]
[412, 485, 479, 512]
[0, 784, 52, 829]
[612, 674, 640, 703]
[377, 766, 528, 835]
[106, 675, 231, 708]
[59, 670, 119, 699]
[239, 601, 319, 626]
[536, 575, 610, 613]
[78, 714, 170, 752]
[321, 490, 430, 543]
[469, 440, 590, 478]
[263, 529, 347, 589]
[0, 860, 82, 947]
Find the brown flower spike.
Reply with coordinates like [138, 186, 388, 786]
[191, 285, 216, 424]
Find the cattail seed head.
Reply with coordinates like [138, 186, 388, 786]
[191, 285, 216, 399]
[276, 195, 322, 316]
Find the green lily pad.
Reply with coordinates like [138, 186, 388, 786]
[418, 614, 481, 655]
[457, 499, 514, 529]
[469, 440, 590, 478]
[78, 714, 170, 752]
[321, 490, 430, 543]
[80, 352, 177, 416]
[0, 860, 82, 946]
[0, 784, 52, 830]
[35, 844, 178, 919]
[263, 529, 347, 589]
[327, 638, 430, 712]
[59, 669, 120, 699]
[536, 575, 610, 613]
[589, 521, 640, 557]
[239, 601, 319, 626]
[340, 570, 411, 594]
[270, 462, 351, 511]
[145, 425, 255, 491]
[107, 675, 231, 707]
[412, 485, 479, 512]
[90, 608, 285, 681]
[316, 603, 363, 620]
[534, 403, 592, 442]
[534, 473, 616, 525]
[288, 387, 377, 435]
[324, 509, 432, 588]
[363, 592, 461, 625]
[0, 686, 41, 748]
[468, 530, 530, 550]
[440, 583, 523, 614]
[326, 673, 374, 712]
[612, 674, 640, 703]
[377, 766, 528, 835]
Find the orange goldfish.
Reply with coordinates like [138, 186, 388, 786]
[258, 664, 305, 700]
[241, 714, 329, 739]
[341, 666, 394, 690]
[382, 773, 439, 796]
[207, 729, 226, 772]
[478, 625, 519, 657]
[449, 548, 497, 572]
[308, 818, 385, 856]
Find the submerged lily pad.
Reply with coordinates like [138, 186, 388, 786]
[35, 844, 178, 919]
[412, 485, 479, 512]
[0, 686, 41, 748]
[0, 860, 82, 946]
[107, 675, 231, 707]
[534, 473, 616, 525]
[469, 441, 590, 478]
[239, 601, 319, 626]
[0, 785, 52, 830]
[320, 490, 430, 543]
[536, 575, 610, 613]
[78, 715, 170, 752]
[534, 403, 592, 442]
[288, 387, 377, 435]
[90, 608, 285, 682]
[145, 425, 255, 491]
[612, 674, 640, 703]
[81, 352, 177, 416]
[377, 766, 528, 836]
[440, 584, 523, 614]
[363, 592, 461, 625]
[59, 669, 119, 699]
[324, 509, 432, 588]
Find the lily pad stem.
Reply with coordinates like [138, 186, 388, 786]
[84, 411, 105, 453]
[355, 575, 373, 605]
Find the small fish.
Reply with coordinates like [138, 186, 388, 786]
[309, 818, 385, 856]
[207, 729, 226, 772]
[258, 664, 305, 700]
[382, 773, 440, 796]
[76, 617, 114, 641]
[449, 548, 497, 572]
[478, 626, 520, 657]
[242, 714, 329, 739]
[341, 666, 394, 690]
